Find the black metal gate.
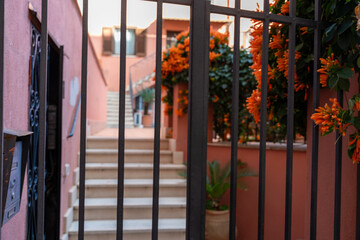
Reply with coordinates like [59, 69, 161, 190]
[0, 0, 360, 240]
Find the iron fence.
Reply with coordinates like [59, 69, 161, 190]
[0, 0, 360, 239]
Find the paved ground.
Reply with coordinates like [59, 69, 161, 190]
[94, 128, 155, 138]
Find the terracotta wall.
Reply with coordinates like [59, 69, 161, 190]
[304, 87, 358, 239]
[172, 86, 360, 239]
[2, 0, 107, 239]
[208, 144, 307, 240]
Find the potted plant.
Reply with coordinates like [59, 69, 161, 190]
[179, 159, 256, 240]
[139, 88, 155, 127]
[205, 159, 256, 240]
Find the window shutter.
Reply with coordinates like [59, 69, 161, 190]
[135, 29, 146, 57]
[102, 27, 113, 55]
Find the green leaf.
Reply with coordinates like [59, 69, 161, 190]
[338, 30, 352, 51]
[357, 57, 360, 69]
[337, 67, 353, 79]
[295, 43, 304, 51]
[328, 75, 339, 89]
[338, 78, 350, 91]
[353, 117, 360, 131]
[325, 23, 337, 36]
[338, 20, 353, 35]
[349, 99, 355, 113]
[324, 23, 337, 43]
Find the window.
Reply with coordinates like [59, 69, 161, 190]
[166, 31, 181, 48]
[113, 28, 136, 55]
[102, 27, 144, 56]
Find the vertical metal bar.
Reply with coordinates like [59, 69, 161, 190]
[258, 0, 270, 239]
[37, 0, 48, 238]
[310, 1, 321, 239]
[78, 0, 88, 238]
[0, 0, 4, 236]
[284, 1, 296, 239]
[334, 90, 343, 240]
[116, 0, 127, 238]
[356, 165, 360, 240]
[186, 0, 210, 239]
[229, 0, 240, 238]
[152, 0, 163, 239]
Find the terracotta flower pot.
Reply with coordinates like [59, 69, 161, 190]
[205, 209, 237, 240]
[142, 114, 153, 128]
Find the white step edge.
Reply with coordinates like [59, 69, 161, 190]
[86, 149, 172, 155]
[82, 179, 186, 187]
[86, 163, 185, 170]
[69, 219, 186, 233]
[73, 197, 186, 209]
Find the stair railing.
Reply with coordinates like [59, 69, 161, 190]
[128, 53, 156, 116]
[68, 95, 81, 138]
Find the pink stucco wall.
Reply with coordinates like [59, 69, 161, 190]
[87, 37, 108, 134]
[2, 0, 107, 239]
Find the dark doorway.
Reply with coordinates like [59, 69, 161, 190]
[28, 23, 63, 240]
[44, 42, 63, 240]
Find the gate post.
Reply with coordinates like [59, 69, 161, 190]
[186, 0, 210, 239]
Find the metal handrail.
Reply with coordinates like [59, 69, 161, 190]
[128, 74, 135, 115]
[128, 53, 156, 114]
[67, 96, 81, 138]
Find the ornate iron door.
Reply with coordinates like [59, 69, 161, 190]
[28, 25, 42, 240]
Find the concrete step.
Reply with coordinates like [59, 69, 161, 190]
[107, 111, 133, 116]
[107, 98, 131, 101]
[68, 219, 185, 240]
[107, 113, 133, 118]
[73, 197, 186, 220]
[107, 119, 134, 124]
[85, 163, 185, 179]
[107, 98, 131, 102]
[107, 116, 134, 121]
[106, 103, 132, 108]
[106, 123, 134, 129]
[87, 137, 170, 150]
[85, 149, 174, 164]
[81, 179, 186, 198]
[107, 117, 134, 122]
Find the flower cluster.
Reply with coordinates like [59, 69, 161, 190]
[311, 0, 360, 164]
[160, 30, 257, 141]
[175, 89, 188, 117]
[246, 0, 311, 141]
[349, 134, 360, 164]
[318, 54, 341, 88]
[311, 98, 349, 136]
[161, 31, 190, 80]
[246, 89, 261, 123]
[160, 30, 228, 116]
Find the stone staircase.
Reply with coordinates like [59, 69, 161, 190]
[107, 91, 134, 128]
[66, 137, 186, 240]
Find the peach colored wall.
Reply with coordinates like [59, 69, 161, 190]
[172, 83, 188, 159]
[91, 19, 227, 92]
[304, 86, 358, 239]
[87, 37, 108, 133]
[2, 0, 107, 239]
[91, 35, 143, 92]
[208, 144, 307, 240]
